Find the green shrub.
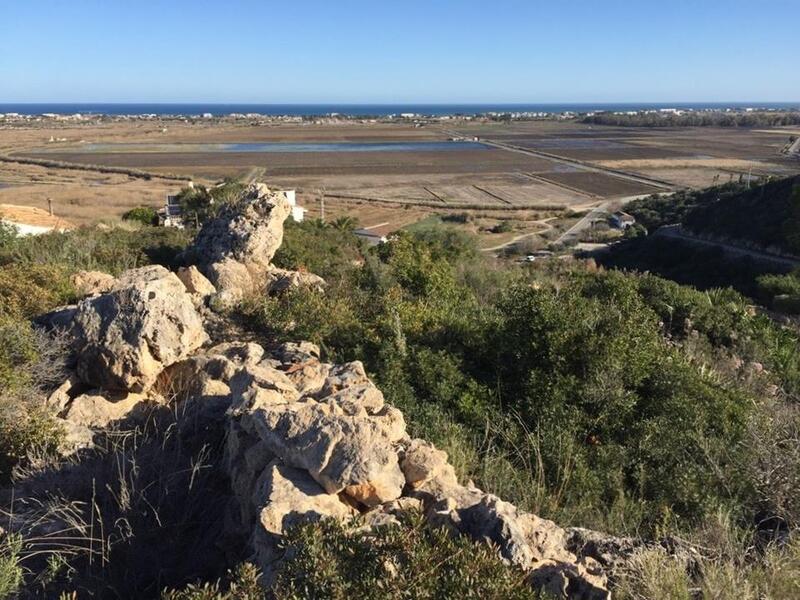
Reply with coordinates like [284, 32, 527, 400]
[0, 535, 23, 600]
[0, 318, 39, 391]
[271, 515, 539, 599]
[0, 221, 17, 249]
[0, 225, 191, 275]
[162, 563, 262, 600]
[122, 206, 159, 226]
[0, 264, 75, 320]
[0, 403, 64, 481]
[273, 219, 365, 281]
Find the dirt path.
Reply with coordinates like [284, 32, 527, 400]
[482, 217, 558, 252]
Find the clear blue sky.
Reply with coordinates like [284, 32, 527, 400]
[1, 0, 798, 103]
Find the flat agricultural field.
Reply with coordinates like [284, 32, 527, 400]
[1, 119, 798, 233]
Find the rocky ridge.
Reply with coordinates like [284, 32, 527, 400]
[34, 183, 636, 598]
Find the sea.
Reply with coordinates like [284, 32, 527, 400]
[1, 102, 799, 117]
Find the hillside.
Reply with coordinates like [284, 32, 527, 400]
[1, 185, 800, 598]
[605, 176, 800, 310]
[682, 175, 800, 255]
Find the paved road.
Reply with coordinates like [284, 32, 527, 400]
[654, 225, 800, 268]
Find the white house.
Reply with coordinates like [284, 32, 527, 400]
[280, 189, 306, 222]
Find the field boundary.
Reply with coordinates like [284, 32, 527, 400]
[0, 155, 191, 182]
[319, 192, 567, 211]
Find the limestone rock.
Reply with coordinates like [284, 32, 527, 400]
[188, 184, 292, 304]
[57, 419, 95, 456]
[177, 265, 216, 296]
[265, 266, 326, 295]
[208, 341, 265, 367]
[71, 265, 208, 392]
[63, 390, 154, 428]
[46, 374, 85, 414]
[248, 400, 405, 506]
[251, 459, 357, 577]
[400, 438, 458, 490]
[70, 270, 115, 297]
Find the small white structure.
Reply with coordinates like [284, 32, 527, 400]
[280, 189, 306, 222]
[159, 194, 185, 228]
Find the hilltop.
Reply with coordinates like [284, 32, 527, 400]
[1, 183, 799, 598]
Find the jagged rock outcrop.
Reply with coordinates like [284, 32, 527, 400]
[186, 183, 291, 306]
[44, 265, 208, 392]
[225, 343, 610, 598]
[183, 184, 326, 307]
[251, 459, 357, 572]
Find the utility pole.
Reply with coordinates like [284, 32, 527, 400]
[319, 187, 326, 223]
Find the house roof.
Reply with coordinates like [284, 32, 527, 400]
[0, 203, 73, 230]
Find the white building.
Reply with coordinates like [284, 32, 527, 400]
[280, 189, 306, 222]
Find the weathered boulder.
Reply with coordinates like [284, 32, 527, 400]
[177, 265, 216, 297]
[63, 390, 155, 428]
[411, 469, 609, 599]
[187, 184, 292, 304]
[264, 266, 326, 296]
[46, 374, 85, 413]
[70, 265, 208, 392]
[70, 270, 116, 297]
[400, 438, 458, 491]
[227, 357, 407, 508]
[251, 459, 357, 575]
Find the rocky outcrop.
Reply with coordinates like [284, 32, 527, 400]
[64, 265, 207, 392]
[186, 184, 291, 306]
[225, 344, 610, 598]
[30, 182, 624, 599]
[63, 390, 155, 429]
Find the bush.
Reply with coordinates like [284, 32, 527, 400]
[273, 220, 365, 281]
[0, 226, 191, 275]
[0, 264, 75, 320]
[0, 535, 23, 600]
[271, 515, 539, 599]
[162, 563, 262, 600]
[0, 318, 67, 481]
[122, 206, 159, 226]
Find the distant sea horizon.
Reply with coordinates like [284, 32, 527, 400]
[1, 102, 799, 117]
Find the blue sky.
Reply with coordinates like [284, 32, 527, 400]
[1, 0, 798, 103]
